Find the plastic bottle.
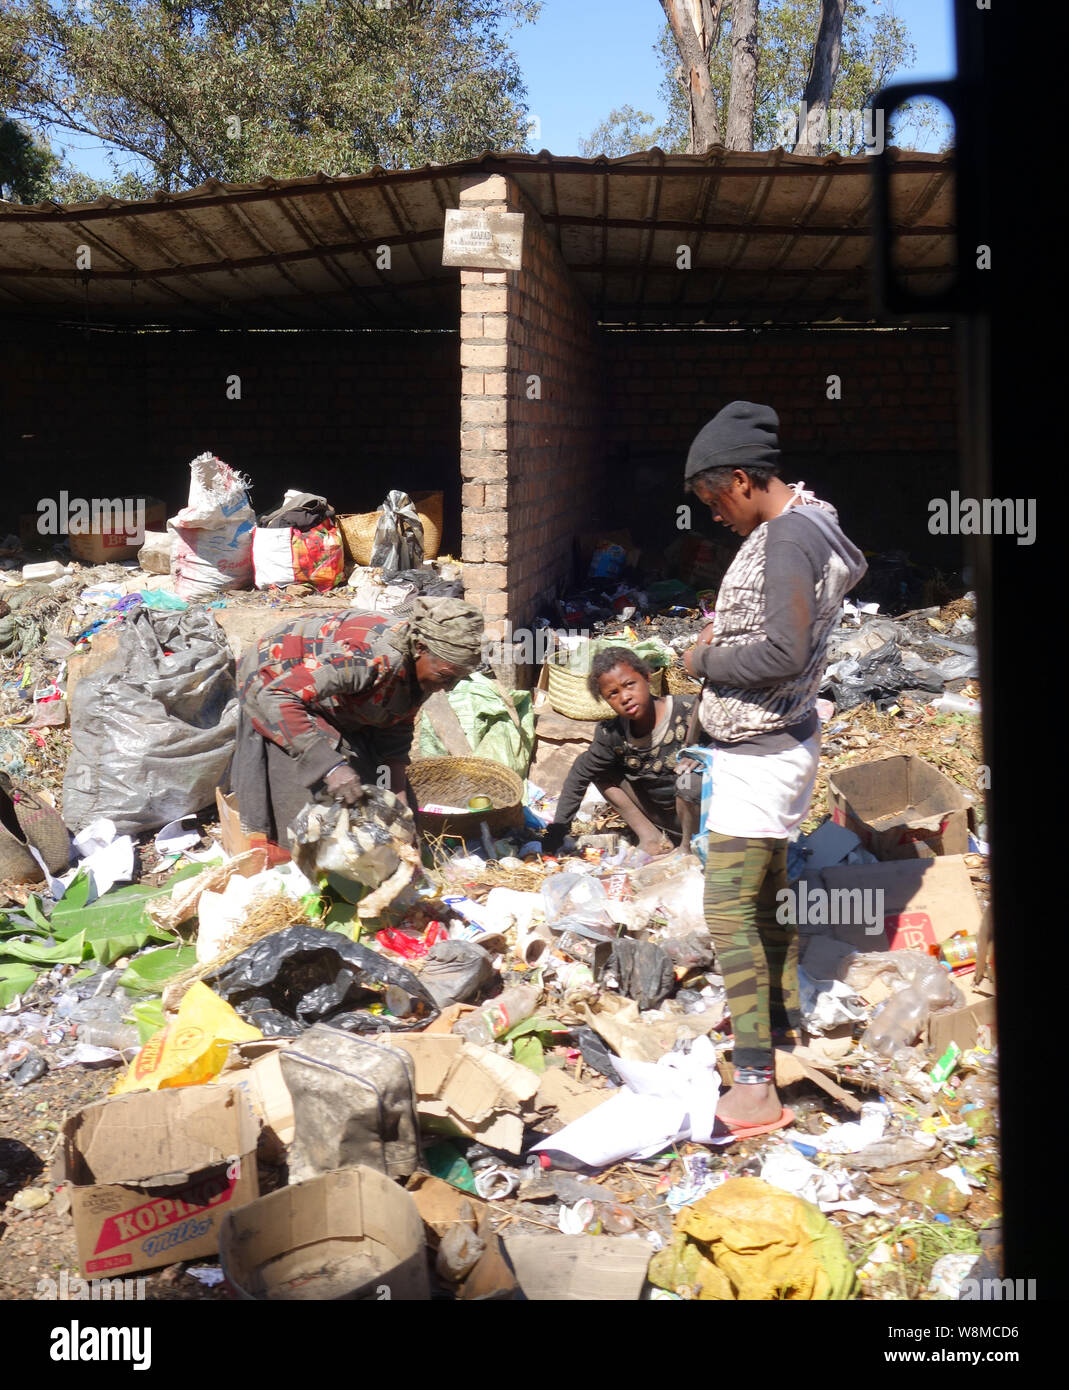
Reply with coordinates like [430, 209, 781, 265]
[69, 996, 139, 1051]
[454, 984, 540, 1046]
[861, 986, 931, 1056]
[933, 692, 981, 716]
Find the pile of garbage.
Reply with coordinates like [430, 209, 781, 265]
[0, 457, 995, 1302]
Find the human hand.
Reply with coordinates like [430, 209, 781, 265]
[324, 763, 363, 805]
[541, 822, 569, 856]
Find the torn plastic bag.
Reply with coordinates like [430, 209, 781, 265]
[62, 608, 238, 836]
[572, 1025, 625, 1086]
[201, 924, 438, 1035]
[604, 938, 675, 1012]
[289, 790, 421, 917]
[822, 638, 912, 712]
[420, 940, 496, 1008]
[660, 929, 718, 972]
[281, 1023, 421, 1182]
[370, 490, 424, 570]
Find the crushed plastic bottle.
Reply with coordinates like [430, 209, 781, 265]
[453, 984, 539, 1047]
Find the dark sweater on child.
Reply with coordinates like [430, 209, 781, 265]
[553, 694, 697, 824]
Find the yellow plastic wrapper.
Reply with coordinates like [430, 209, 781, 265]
[648, 1176, 856, 1300]
[111, 981, 262, 1095]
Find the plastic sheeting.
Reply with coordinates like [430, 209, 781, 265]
[62, 609, 238, 836]
[419, 673, 535, 779]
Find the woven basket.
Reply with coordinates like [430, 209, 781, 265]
[408, 756, 524, 839]
[546, 660, 667, 721]
[339, 490, 444, 566]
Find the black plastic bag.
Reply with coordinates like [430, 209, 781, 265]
[572, 1026, 624, 1086]
[202, 924, 438, 1035]
[604, 938, 675, 1012]
[823, 637, 913, 712]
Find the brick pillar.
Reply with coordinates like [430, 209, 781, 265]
[457, 172, 604, 686]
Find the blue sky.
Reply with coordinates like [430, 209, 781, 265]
[514, 0, 955, 155]
[53, 0, 955, 182]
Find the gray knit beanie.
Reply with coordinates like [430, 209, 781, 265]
[685, 401, 781, 481]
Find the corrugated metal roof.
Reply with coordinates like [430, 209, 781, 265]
[0, 148, 953, 328]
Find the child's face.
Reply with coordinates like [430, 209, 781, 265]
[597, 663, 651, 720]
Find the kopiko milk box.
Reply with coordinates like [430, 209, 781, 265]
[57, 1083, 260, 1276]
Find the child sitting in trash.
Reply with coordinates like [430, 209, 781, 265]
[540, 647, 700, 857]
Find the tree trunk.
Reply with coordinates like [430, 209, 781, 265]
[724, 0, 759, 151]
[794, 0, 847, 155]
[661, 0, 723, 153]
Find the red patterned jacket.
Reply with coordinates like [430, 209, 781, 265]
[237, 611, 422, 786]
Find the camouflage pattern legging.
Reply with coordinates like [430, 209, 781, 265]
[703, 830, 801, 1071]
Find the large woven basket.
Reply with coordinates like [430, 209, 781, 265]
[545, 660, 667, 721]
[408, 756, 525, 839]
[339, 490, 444, 566]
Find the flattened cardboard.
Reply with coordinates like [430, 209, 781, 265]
[534, 1067, 613, 1127]
[773, 1047, 863, 1114]
[827, 755, 969, 860]
[405, 1174, 485, 1248]
[502, 1234, 650, 1301]
[57, 1083, 259, 1276]
[215, 788, 253, 858]
[389, 1036, 540, 1155]
[821, 855, 982, 954]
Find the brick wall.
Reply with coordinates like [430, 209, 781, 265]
[458, 174, 605, 641]
[601, 326, 960, 564]
[1, 324, 461, 552]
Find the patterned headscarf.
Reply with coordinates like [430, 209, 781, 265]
[389, 597, 485, 671]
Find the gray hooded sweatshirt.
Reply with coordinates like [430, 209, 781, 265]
[691, 487, 868, 749]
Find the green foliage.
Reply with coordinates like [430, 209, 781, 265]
[2, 0, 541, 196]
[578, 104, 671, 158]
[0, 114, 59, 201]
[584, 0, 950, 157]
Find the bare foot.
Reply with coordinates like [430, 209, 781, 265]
[716, 1081, 784, 1127]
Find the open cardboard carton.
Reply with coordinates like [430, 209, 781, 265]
[55, 1082, 260, 1276]
[827, 754, 971, 860]
[820, 854, 995, 1051]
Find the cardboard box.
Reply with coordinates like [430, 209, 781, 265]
[827, 755, 970, 860]
[56, 1083, 260, 1276]
[821, 854, 982, 954]
[68, 497, 167, 564]
[927, 982, 997, 1054]
[219, 1166, 429, 1301]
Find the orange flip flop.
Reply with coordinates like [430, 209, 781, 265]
[713, 1107, 796, 1141]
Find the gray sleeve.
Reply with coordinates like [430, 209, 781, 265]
[691, 520, 823, 688]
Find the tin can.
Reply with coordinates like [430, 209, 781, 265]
[938, 933, 977, 970]
[468, 795, 493, 811]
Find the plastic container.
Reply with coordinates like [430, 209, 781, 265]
[541, 873, 612, 927]
[862, 987, 931, 1055]
[933, 692, 981, 716]
[453, 984, 539, 1046]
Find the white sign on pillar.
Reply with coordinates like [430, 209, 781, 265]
[442, 209, 524, 271]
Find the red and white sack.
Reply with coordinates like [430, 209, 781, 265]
[251, 518, 345, 593]
[168, 453, 255, 600]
